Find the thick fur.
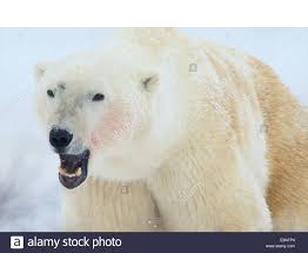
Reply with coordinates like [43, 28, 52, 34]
[35, 28, 308, 231]
[63, 178, 161, 231]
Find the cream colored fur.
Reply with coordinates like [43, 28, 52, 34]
[63, 178, 161, 231]
[35, 28, 308, 231]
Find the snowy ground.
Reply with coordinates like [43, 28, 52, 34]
[0, 28, 307, 231]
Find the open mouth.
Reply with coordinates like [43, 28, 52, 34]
[58, 150, 90, 189]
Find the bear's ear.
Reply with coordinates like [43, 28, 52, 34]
[34, 62, 49, 82]
[141, 75, 159, 93]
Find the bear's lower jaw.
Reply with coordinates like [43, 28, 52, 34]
[58, 149, 90, 190]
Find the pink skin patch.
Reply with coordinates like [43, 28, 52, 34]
[90, 102, 134, 150]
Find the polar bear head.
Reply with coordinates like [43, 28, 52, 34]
[35, 28, 189, 189]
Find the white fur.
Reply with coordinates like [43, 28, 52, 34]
[36, 28, 298, 231]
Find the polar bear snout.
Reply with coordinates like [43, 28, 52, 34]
[49, 127, 73, 152]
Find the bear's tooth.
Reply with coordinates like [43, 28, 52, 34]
[75, 167, 82, 177]
[58, 167, 77, 178]
[58, 167, 67, 176]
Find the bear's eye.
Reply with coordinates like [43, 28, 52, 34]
[47, 89, 55, 98]
[92, 93, 105, 102]
[143, 77, 152, 89]
[142, 75, 158, 92]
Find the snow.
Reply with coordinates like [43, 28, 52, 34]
[0, 28, 307, 231]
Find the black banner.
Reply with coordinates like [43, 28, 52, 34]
[1, 232, 306, 253]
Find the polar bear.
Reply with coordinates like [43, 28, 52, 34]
[35, 28, 308, 231]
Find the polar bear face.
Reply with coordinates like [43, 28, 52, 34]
[35, 43, 186, 188]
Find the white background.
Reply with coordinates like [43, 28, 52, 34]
[0, 0, 308, 276]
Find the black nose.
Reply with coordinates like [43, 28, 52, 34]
[49, 128, 73, 149]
